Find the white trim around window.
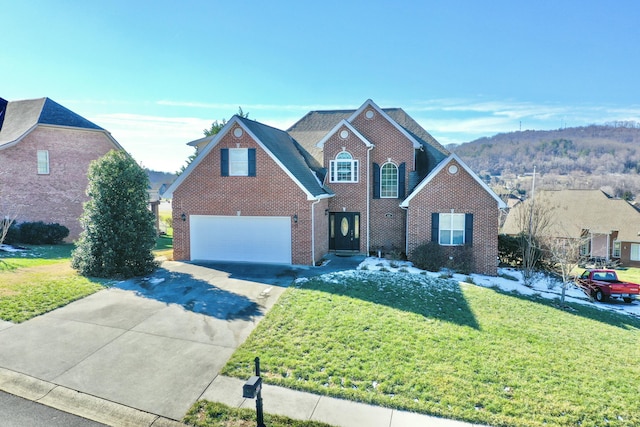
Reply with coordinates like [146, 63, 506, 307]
[439, 212, 465, 245]
[37, 150, 49, 175]
[329, 151, 358, 183]
[613, 241, 621, 258]
[380, 162, 398, 198]
[229, 148, 249, 176]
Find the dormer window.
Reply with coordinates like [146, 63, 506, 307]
[329, 151, 358, 183]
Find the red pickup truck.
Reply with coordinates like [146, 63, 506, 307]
[575, 269, 639, 303]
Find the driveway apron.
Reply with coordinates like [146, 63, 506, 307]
[0, 261, 288, 421]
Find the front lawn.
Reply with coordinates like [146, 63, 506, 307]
[0, 245, 108, 322]
[222, 271, 640, 427]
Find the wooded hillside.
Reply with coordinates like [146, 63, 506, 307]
[451, 122, 640, 200]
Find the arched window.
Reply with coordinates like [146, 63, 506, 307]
[329, 151, 358, 183]
[380, 162, 398, 197]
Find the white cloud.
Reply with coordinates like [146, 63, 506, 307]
[89, 99, 640, 171]
[91, 113, 211, 172]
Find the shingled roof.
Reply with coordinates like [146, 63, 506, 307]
[0, 97, 104, 148]
[501, 189, 640, 242]
[287, 105, 450, 165]
[165, 115, 333, 200]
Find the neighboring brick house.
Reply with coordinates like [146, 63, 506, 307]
[166, 99, 506, 274]
[0, 97, 123, 240]
[501, 189, 640, 267]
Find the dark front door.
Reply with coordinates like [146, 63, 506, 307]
[330, 212, 360, 251]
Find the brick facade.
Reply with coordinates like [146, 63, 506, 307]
[0, 126, 120, 240]
[405, 159, 500, 275]
[172, 124, 326, 265]
[171, 100, 503, 274]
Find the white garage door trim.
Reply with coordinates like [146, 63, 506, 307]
[190, 215, 292, 264]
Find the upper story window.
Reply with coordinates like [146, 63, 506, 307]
[229, 148, 249, 176]
[221, 148, 256, 177]
[329, 151, 358, 183]
[380, 163, 398, 198]
[37, 150, 49, 175]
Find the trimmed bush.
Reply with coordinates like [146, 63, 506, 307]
[410, 241, 446, 272]
[4, 221, 69, 245]
[410, 242, 475, 274]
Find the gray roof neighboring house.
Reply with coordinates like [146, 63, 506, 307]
[0, 97, 107, 149]
[501, 189, 640, 242]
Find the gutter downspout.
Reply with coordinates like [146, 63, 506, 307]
[366, 144, 375, 255]
[311, 198, 320, 265]
[400, 205, 409, 256]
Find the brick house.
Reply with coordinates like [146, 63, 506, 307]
[166, 99, 506, 275]
[0, 97, 123, 240]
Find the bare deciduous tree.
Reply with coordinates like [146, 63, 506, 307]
[543, 233, 590, 304]
[0, 175, 19, 246]
[513, 192, 555, 286]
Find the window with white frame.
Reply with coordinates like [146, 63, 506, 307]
[329, 151, 358, 183]
[229, 148, 249, 176]
[37, 150, 49, 174]
[380, 163, 398, 198]
[439, 213, 465, 245]
[613, 241, 621, 258]
[631, 243, 640, 261]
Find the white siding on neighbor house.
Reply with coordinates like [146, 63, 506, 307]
[189, 215, 292, 264]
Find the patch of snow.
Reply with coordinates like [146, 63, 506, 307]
[0, 244, 25, 253]
[347, 257, 640, 318]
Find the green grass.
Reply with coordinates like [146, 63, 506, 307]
[184, 401, 333, 427]
[615, 267, 640, 283]
[0, 244, 108, 322]
[0, 244, 74, 271]
[223, 271, 640, 427]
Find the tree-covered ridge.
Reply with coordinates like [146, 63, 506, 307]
[451, 123, 640, 176]
[450, 123, 640, 200]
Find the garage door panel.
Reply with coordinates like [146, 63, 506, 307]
[190, 215, 291, 264]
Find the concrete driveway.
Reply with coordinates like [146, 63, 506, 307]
[0, 260, 293, 421]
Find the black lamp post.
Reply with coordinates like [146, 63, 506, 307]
[242, 357, 265, 427]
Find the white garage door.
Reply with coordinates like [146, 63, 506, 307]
[190, 215, 292, 264]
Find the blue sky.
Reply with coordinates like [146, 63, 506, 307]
[3, 1, 639, 172]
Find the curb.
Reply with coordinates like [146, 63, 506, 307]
[0, 367, 185, 427]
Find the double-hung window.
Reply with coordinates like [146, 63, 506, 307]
[439, 213, 466, 245]
[229, 148, 249, 176]
[380, 163, 398, 198]
[221, 148, 256, 176]
[330, 151, 358, 183]
[613, 241, 621, 258]
[37, 150, 49, 174]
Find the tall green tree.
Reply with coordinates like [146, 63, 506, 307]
[177, 107, 249, 175]
[72, 150, 157, 278]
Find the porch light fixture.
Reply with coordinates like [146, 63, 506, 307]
[181, 213, 186, 222]
[325, 208, 329, 216]
[293, 214, 298, 223]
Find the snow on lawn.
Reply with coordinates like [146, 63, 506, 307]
[297, 257, 640, 319]
[0, 244, 26, 253]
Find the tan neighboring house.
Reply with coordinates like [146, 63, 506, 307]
[166, 99, 506, 275]
[501, 189, 640, 267]
[0, 97, 123, 240]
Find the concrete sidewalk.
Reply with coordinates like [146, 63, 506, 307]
[0, 259, 488, 426]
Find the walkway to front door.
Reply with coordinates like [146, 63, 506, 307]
[329, 212, 360, 251]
